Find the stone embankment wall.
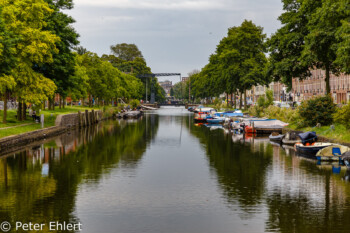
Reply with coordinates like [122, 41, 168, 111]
[0, 110, 104, 155]
[55, 110, 103, 128]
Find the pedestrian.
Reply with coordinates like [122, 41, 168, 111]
[32, 110, 36, 121]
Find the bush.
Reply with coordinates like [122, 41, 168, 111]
[129, 99, 140, 109]
[264, 105, 300, 126]
[334, 102, 350, 129]
[298, 95, 336, 127]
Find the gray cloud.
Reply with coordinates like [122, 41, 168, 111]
[67, 0, 283, 81]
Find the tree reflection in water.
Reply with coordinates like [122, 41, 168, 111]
[0, 116, 159, 232]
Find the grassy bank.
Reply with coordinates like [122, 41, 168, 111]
[287, 123, 350, 144]
[0, 106, 100, 138]
[250, 105, 350, 144]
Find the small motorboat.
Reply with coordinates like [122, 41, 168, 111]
[316, 144, 350, 161]
[244, 119, 288, 134]
[282, 131, 302, 145]
[341, 151, 350, 168]
[295, 142, 335, 157]
[269, 132, 285, 143]
[207, 117, 225, 124]
[294, 131, 336, 157]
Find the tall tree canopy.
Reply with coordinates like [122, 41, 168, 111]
[35, 0, 80, 108]
[0, 0, 59, 121]
[110, 43, 143, 61]
[267, 0, 350, 94]
[191, 20, 267, 108]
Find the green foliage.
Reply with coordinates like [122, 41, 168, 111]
[257, 96, 266, 108]
[129, 99, 140, 109]
[334, 101, 350, 129]
[265, 89, 274, 107]
[299, 95, 336, 127]
[265, 105, 300, 126]
[110, 43, 143, 61]
[191, 20, 267, 101]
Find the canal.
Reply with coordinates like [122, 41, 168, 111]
[1, 107, 350, 233]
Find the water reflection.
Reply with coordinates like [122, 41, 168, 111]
[1, 108, 350, 233]
[186, 121, 350, 233]
[0, 117, 159, 232]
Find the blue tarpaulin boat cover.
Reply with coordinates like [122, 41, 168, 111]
[298, 131, 317, 144]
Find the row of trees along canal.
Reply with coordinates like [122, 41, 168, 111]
[177, 0, 350, 108]
[0, 0, 166, 124]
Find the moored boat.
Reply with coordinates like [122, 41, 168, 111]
[193, 107, 216, 123]
[269, 132, 285, 143]
[282, 131, 302, 145]
[244, 119, 288, 134]
[207, 117, 225, 124]
[294, 131, 334, 157]
[315, 144, 350, 161]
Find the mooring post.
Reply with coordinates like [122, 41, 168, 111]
[85, 110, 89, 126]
[78, 111, 81, 128]
[92, 109, 95, 124]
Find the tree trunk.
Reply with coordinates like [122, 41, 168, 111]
[62, 97, 65, 109]
[325, 64, 331, 95]
[244, 89, 247, 110]
[239, 92, 243, 109]
[226, 93, 229, 108]
[59, 95, 62, 109]
[17, 101, 22, 121]
[89, 94, 92, 107]
[3, 90, 8, 123]
[23, 102, 27, 120]
[234, 92, 237, 109]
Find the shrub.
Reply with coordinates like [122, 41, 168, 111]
[334, 102, 350, 129]
[248, 105, 263, 117]
[298, 95, 336, 127]
[129, 99, 140, 109]
[264, 105, 301, 126]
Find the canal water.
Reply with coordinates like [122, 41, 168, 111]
[1, 107, 350, 233]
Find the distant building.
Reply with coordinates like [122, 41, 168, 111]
[181, 77, 189, 83]
[159, 80, 173, 96]
[249, 69, 350, 104]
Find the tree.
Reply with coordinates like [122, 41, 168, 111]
[203, 20, 267, 109]
[102, 50, 153, 102]
[1, 0, 59, 121]
[0, 5, 17, 123]
[301, 0, 345, 94]
[35, 0, 80, 109]
[110, 43, 143, 61]
[267, 0, 344, 93]
[170, 88, 174, 97]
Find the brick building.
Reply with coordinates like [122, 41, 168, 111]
[251, 69, 350, 104]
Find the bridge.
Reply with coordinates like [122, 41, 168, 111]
[137, 73, 181, 104]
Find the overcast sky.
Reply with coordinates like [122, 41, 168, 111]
[67, 0, 283, 82]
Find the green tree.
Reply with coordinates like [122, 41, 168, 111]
[0, 5, 17, 123]
[1, 0, 59, 121]
[301, 0, 344, 94]
[35, 0, 80, 109]
[110, 43, 143, 61]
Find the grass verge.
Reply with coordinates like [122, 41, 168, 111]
[0, 106, 101, 139]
